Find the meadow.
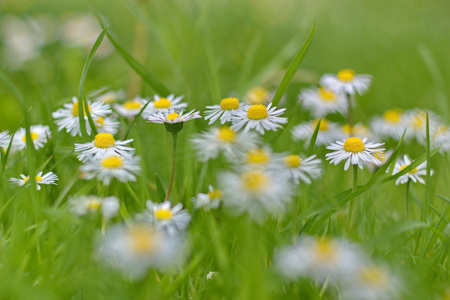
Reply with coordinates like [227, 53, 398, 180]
[0, 0, 449, 299]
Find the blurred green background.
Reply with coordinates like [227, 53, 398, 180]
[1, 0, 449, 130]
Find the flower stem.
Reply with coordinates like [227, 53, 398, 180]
[164, 132, 178, 201]
[405, 179, 410, 220]
[346, 93, 354, 135]
[348, 165, 358, 231]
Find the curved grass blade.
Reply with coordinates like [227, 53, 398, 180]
[307, 118, 321, 155]
[123, 99, 152, 140]
[272, 22, 316, 107]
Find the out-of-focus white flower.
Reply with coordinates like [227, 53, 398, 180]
[292, 119, 344, 146]
[12, 125, 51, 150]
[80, 155, 141, 185]
[320, 69, 372, 95]
[432, 124, 450, 154]
[231, 103, 287, 135]
[392, 154, 433, 185]
[244, 87, 271, 105]
[341, 123, 374, 140]
[192, 186, 221, 210]
[90, 88, 126, 104]
[70, 195, 120, 219]
[74, 133, 134, 162]
[0, 131, 10, 148]
[114, 97, 150, 118]
[204, 97, 244, 125]
[404, 110, 440, 144]
[277, 154, 322, 185]
[95, 116, 120, 135]
[138, 201, 191, 236]
[300, 87, 347, 118]
[370, 109, 408, 141]
[144, 94, 187, 115]
[9, 171, 58, 190]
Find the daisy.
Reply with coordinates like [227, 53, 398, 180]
[191, 126, 261, 162]
[275, 235, 366, 282]
[95, 116, 120, 135]
[12, 125, 51, 150]
[113, 96, 150, 118]
[192, 185, 221, 210]
[144, 94, 187, 115]
[404, 110, 440, 144]
[9, 171, 58, 190]
[292, 119, 344, 146]
[0, 131, 11, 148]
[90, 88, 125, 104]
[74, 133, 134, 162]
[432, 125, 450, 153]
[239, 146, 284, 170]
[80, 154, 141, 185]
[244, 86, 271, 105]
[278, 154, 322, 185]
[320, 69, 372, 95]
[230, 103, 287, 135]
[97, 223, 184, 278]
[299, 86, 347, 118]
[392, 154, 433, 185]
[341, 123, 374, 140]
[204, 97, 244, 125]
[146, 110, 202, 124]
[370, 108, 408, 141]
[218, 168, 293, 221]
[138, 201, 191, 236]
[52, 97, 112, 136]
[69, 195, 120, 219]
[326, 137, 385, 170]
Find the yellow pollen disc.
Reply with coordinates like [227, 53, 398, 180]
[247, 149, 269, 164]
[434, 125, 448, 137]
[247, 87, 269, 105]
[337, 69, 355, 82]
[342, 124, 353, 135]
[94, 133, 115, 148]
[312, 119, 329, 131]
[154, 208, 173, 220]
[284, 155, 301, 168]
[217, 127, 236, 143]
[242, 170, 269, 192]
[383, 109, 402, 123]
[208, 189, 222, 199]
[101, 156, 124, 169]
[124, 101, 142, 110]
[318, 87, 336, 102]
[400, 164, 417, 174]
[96, 117, 105, 128]
[166, 112, 180, 121]
[412, 112, 426, 128]
[344, 137, 365, 153]
[314, 238, 337, 262]
[130, 227, 158, 254]
[22, 132, 39, 142]
[220, 97, 240, 110]
[72, 101, 92, 117]
[153, 98, 172, 108]
[24, 176, 42, 182]
[247, 104, 268, 120]
[86, 198, 102, 210]
[359, 267, 388, 287]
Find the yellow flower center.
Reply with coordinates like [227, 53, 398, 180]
[312, 119, 329, 131]
[247, 149, 269, 164]
[94, 133, 115, 148]
[400, 164, 417, 174]
[208, 189, 221, 199]
[343, 137, 365, 153]
[24, 176, 43, 182]
[124, 100, 142, 110]
[284, 155, 301, 168]
[242, 170, 269, 192]
[383, 109, 403, 123]
[130, 227, 158, 254]
[246, 87, 269, 105]
[217, 127, 236, 143]
[72, 101, 92, 117]
[154, 208, 173, 220]
[359, 267, 388, 287]
[434, 125, 448, 137]
[220, 97, 240, 110]
[247, 104, 268, 120]
[22, 132, 39, 142]
[153, 98, 172, 108]
[96, 117, 105, 128]
[337, 69, 355, 82]
[342, 124, 353, 135]
[166, 112, 180, 122]
[86, 198, 102, 210]
[411, 112, 426, 128]
[313, 238, 337, 263]
[318, 87, 336, 102]
[101, 156, 124, 169]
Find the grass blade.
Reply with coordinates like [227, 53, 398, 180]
[307, 119, 321, 155]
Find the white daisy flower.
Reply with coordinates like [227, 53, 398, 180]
[300, 86, 347, 118]
[9, 171, 58, 190]
[370, 108, 408, 141]
[326, 137, 385, 170]
[404, 110, 440, 144]
[138, 201, 191, 236]
[12, 125, 51, 150]
[75, 133, 134, 162]
[191, 126, 260, 162]
[278, 154, 322, 185]
[95, 116, 120, 135]
[146, 109, 202, 124]
[275, 236, 366, 282]
[52, 97, 112, 136]
[192, 185, 221, 210]
[218, 168, 293, 221]
[341, 123, 374, 140]
[80, 155, 141, 185]
[204, 97, 245, 125]
[239, 146, 284, 171]
[113, 96, 150, 118]
[70, 195, 120, 219]
[364, 149, 394, 171]
[230, 103, 287, 135]
[90, 88, 125, 104]
[0, 131, 11, 148]
[320, 69, 372, 95]
[244, 86, 271, 105]
[292, 119, 344, 146]
[97, 223, 184, 278]
[432, 125, 450, 153]
[144, 94, 187, 115]
[392, 154, 433, 185]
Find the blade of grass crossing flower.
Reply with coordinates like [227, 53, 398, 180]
[78, 26, 108, 139]
[270, 102, 302, 143]
[307, 118, 321, 155]
[388, 129, 406, 175]
[423, 113, 432, 223]
[123, 98, 152, 140]
[272, 22, 315, 107]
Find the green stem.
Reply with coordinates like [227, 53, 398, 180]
[405, 179, 410, 220]
[346, 93, 354, 136]
[348, 165, 358, 231]
[164, 132, 178, 201]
